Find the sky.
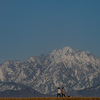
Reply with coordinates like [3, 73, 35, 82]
[0, 0, 100, 63]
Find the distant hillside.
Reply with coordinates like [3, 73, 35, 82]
[0, 88, 52, 97]
[0, 81, 29, 91]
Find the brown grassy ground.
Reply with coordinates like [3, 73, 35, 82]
[0, 97, 100, 100]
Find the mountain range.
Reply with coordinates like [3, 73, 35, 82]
[0, 46, 100, 97]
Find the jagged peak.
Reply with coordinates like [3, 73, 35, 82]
[50, 46, 73, 54]
[27, 56, 36, 62]
[63, 46, 72, 50]
[62, 46, 73, 53]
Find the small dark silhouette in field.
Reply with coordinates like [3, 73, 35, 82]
[67, 96, 72, 97]
[62, 87, 65, 97]
[57, 87, 61, 97]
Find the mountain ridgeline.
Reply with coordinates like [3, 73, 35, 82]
[0, 47, 100, 96]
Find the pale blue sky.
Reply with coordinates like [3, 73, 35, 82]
[0, 0, 100, 63]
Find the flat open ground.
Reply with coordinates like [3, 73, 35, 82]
[0, 97, 100, 100]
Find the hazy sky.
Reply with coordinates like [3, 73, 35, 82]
[0, 0, 100, 63]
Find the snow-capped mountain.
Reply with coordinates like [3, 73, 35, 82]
[0, 46, 100, 95]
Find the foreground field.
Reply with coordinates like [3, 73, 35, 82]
[0, 97, 100, 100]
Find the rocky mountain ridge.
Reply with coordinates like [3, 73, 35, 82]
[0, 47, 100, 95]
